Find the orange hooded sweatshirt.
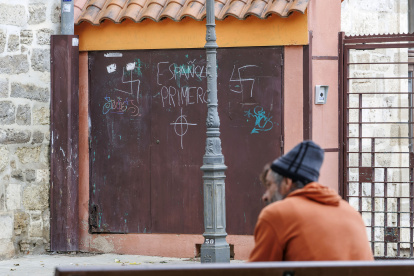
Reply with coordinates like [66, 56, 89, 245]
[249, 182, 374, 261]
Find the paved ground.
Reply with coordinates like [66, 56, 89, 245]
[0, 253, 244, 276]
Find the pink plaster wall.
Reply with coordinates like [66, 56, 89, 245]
[77, 52, 254, 260]
[284, 46, 304, 152]
[307, 0, 341, 191]
[319, 152, 339, 191]
[308, 0, 341, 57]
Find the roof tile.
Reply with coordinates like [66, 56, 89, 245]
[180, 0, 205, 20]
[74, 0, 309, 25]
[160, 0, 188, 21]
[141, 0, 168, 21]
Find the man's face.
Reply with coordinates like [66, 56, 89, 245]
[261, 170, 284, 204]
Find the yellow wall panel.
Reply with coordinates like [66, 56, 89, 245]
[75, 13, 308, 51]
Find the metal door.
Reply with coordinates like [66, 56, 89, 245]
[89, 51, 152, 233]
[340, 33, 414, 258]
[89, 47, 283, 235]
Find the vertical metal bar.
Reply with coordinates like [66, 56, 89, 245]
[384, 168, 388, 257]
[359, 93, 363, 215]
[303, 31, 313, 140]
[344, 46, 350, 202]
[339, 32, 345, 197]
[200, 0, 230, 263]
[61, 0, 74, 35]
[397, 191, 401, 256]
[371, 138, 375, 254]
[411, 163, 414, 258]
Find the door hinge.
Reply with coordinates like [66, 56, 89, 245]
[280, 135, 284, 151]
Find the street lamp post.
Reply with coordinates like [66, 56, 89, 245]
[200, 0, 230, 263]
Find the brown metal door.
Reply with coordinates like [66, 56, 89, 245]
[150, 50, 207, 234]
[218, 47, 283, 234]
[89, 51, 152, 233]
[89, 47, 283, 235]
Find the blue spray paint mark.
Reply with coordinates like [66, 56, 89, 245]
[98, 213, 102, 228]
[244, 106, 274, 134]
[108, 155, 110, 159]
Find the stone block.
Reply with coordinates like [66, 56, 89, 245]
[0, 185, 5, 211]
[30, 211, 42, 221]
[16, 146, 41, 164]
[19, 238, 45, 254]
[0, 55, 29, 75]
[0, 214, 13, 239]
[36, 169, 49, 183]
[0, 30, 5, 53]
[11, 83, 49, 102]
[32, 131, 44, 144]
[0, 101, 15, 125]
[11, 169, 23, 181]
[25, 169, 36, 182]
[14, 211, 29, 236]
[42, 210, 50, 243]
[45, 131, 50, 142]
[0, 239, 15, 260]
[0, 78, 9, 98]
[36, 29, 54, 45]
[28, 3, 46, 25]
[16, 104, 31, 125]
[31, 49, 50, 72]
[29, 221, 43, 238]
[0, 4, 27, 27]
[20, 30, 33, 45]
[7, 34, 19, 52]
[33, 107, 50, 125]
[0, 129, 31, 145]
[51, 3, 61, 23]
[0, 147, 9, 173]
[6, 184, 21, 210]
[21, 45, 29, 54]
[22, 183, 49, 210]
[40, 147, 50, 167]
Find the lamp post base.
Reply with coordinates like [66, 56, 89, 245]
[200, 236, 230, 263]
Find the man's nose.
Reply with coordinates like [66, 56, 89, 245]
[262, 193, 269, 203]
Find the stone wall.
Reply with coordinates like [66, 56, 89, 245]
[341, 0, 410, 257]
[0, 0, 60, 259]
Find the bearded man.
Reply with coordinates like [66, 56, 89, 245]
[249, 140, 373, 261]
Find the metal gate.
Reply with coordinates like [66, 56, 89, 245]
[340, 33, 414, 259]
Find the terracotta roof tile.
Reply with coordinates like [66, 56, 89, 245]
[74, 0, 309, 25]
[74, 0, 89, 20]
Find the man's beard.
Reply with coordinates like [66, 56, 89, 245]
[269, 191, 284, 203]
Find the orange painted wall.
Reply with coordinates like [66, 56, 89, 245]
[75, 13, 308, 51]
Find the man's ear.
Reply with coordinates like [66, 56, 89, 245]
[285, 178, 294, 192]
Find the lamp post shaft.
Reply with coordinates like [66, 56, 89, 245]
[200, 0, 230, 263]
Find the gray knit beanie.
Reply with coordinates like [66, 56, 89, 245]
[270, 140, 324, 184]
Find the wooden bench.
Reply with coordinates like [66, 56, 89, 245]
[55, 260, 414, 276]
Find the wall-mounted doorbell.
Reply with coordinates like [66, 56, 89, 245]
[315, 85, 329, 104]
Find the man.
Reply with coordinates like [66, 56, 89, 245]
[249, 140, 373, 261]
